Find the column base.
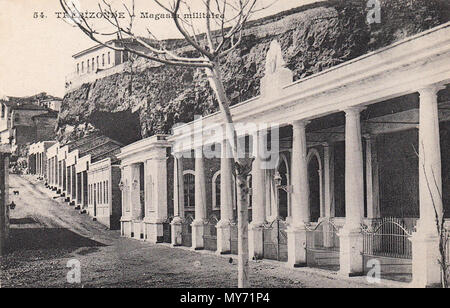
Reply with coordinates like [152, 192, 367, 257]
[120, 217, 132, 238]
[248, 223, 264, 260]
[191, 220, 204, 250]
[144, 218, 164, 244]
[287, 226, 307, 268]
[410, 228, 443, 288]
[339, 227, 364, 277]
[171, 217, 183, 247]
[216, 220, 231, 255]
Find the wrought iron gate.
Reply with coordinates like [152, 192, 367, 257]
[262, 218, 288, 262]
[181, 215, 194, 247]
[162, 216, 173, 243]
[305, 219, 340, 270]
[362, 217, 413, 259]
[203, 215, 219, 251]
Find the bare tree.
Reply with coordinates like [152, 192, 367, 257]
[60, 0, 276, 288]
[417, 142, 449, 288]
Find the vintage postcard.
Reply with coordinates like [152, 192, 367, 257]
[0, 0, 449, 293]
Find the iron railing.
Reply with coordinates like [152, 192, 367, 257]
[305, 219, 340, 252]
[362, 217, 413, 259]
[262, 217, 288, 262]
[203, 215, 219, 252]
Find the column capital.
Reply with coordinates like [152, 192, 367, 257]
[418, 84, 446, 97]
[342, 106, 366, 117]
[291, 119, 310, 129]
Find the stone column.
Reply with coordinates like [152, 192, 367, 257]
[365, 135, 380, 220]
[144, 154, 168, 244]
[130, 163, 142, 220]
[287, 120, 310, 267]
[248, 131, 266, 259]
[120, 165, 132, 237]
[216, 139, 234, 254]
[411, 85, 445, 288]
[323, 143, 335, 247]
[191, 147, 207, 250]
[340, 107, 365, 277]
[171, 155, 184, 246]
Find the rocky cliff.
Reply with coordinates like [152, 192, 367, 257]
[59, 0, 450, 145]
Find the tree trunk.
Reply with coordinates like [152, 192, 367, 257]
[206, 63, 250, 288]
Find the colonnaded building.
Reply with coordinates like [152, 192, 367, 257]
[28, 22, 450, 288]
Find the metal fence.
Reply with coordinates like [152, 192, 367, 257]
[203, 215, 219, 252]
[162, 217, 173, 243]
[181, 215, 194, 247]
[306, 219, 340, 252]
[362, 217, 412, 259]
[262, 218, 288, 262]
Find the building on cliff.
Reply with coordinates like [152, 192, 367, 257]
[65, 40, 133, 93]
[0, 94, 60, 153]
[107, 23, 450, 288]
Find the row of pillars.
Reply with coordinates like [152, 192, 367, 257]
[166, 84, 445, 287]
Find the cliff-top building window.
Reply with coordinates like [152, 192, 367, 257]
[102, 54, 105, 66]
[77, 63, 79, 74]
[81, 61, 84, 73]
[92, 57, 95, 71]
[108, 52, 111, 65]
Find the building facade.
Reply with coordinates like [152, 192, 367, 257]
[0, 145, 10, 255]
[28, 135, 123, 229]
[28, 141, 56, 179]
[87, 157, 122, 229]
[117, 23, 450, 288]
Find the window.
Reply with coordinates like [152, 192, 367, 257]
[122, 51, 128, 62]
[99, 182, 102, 204]
[102, 54, 105, 66]
[81, 61, 84, 73]
[183, 171, 195, 208]
[108, 52, 111, 65]
[96, 56, 99, 68]
[77, 63, 80, 74]
[104, 181, 106, 204]
[105, 180, 108, 204]
[92, 57, 95, 71]
[87, 59, 90, 72]
[1, 105, 4, 118]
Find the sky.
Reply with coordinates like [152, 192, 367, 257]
[0, 0, 320, 98]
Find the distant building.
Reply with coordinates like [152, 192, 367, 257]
[0, 93, 60, 153]
[65, 40, 131, 92]
[38, 98, 62, 113]
[0, 145, 11, 255]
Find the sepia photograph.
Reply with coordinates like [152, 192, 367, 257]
[0, 0, 449, 293]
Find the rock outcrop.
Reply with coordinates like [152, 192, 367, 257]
[59, 0, 450, 145]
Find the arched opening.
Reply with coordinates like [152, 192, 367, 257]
[308, 149, 322, 223]
[183, 171, 195, 210]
